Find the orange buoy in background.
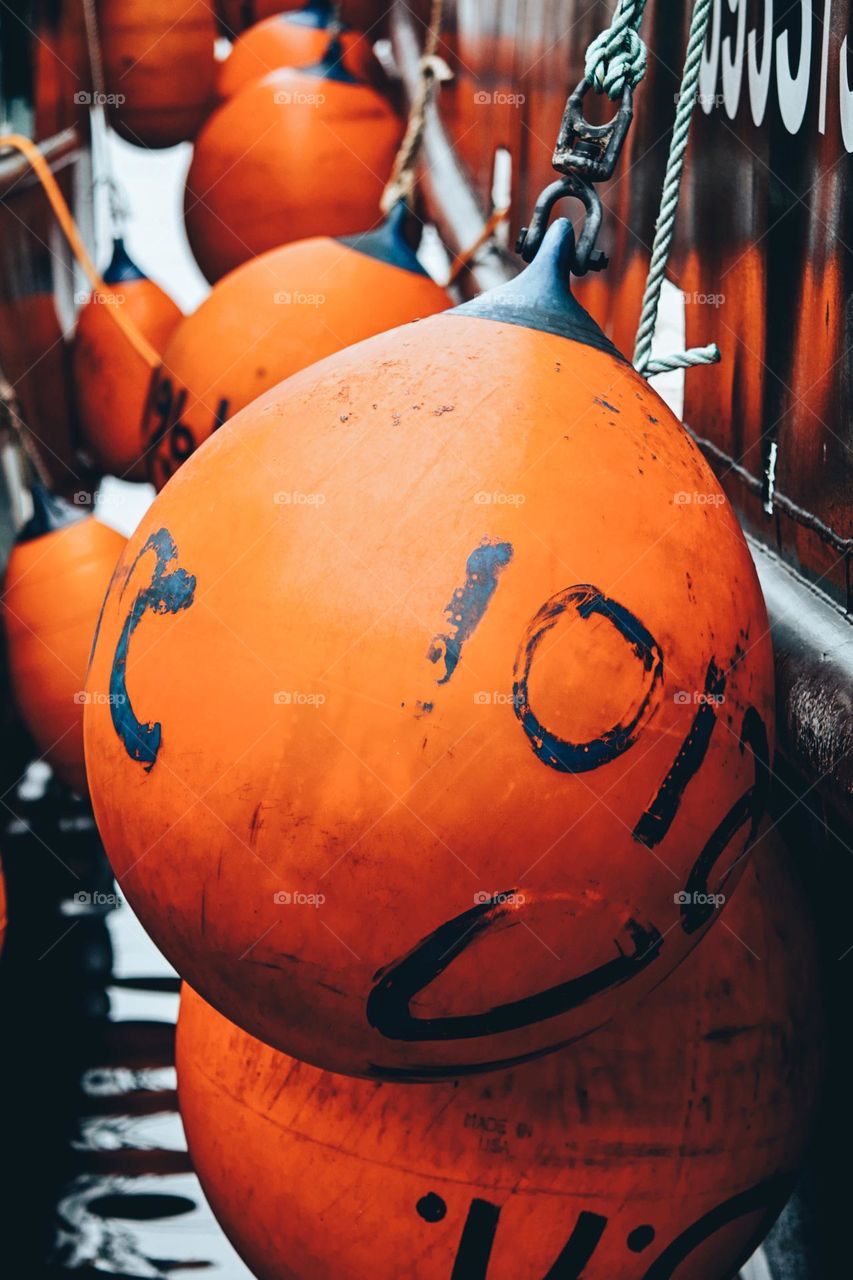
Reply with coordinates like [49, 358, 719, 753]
[217, 8, 379, 99]
[143, 204, 450, 488]
[216, 1, 389, 39]
[5, 485, 127, 795]
[177, 837, 822, 1280]
[99, 0, 217, 148]
[85, 217, 775, 1078]
[74, 239, 182, 481]
[185, 37, 402, 280]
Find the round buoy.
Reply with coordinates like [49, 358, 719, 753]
[74, 239, 182, 481]
[5, 486, 127, 795]
[217, 2, 389, 39]
[217, 10, 378, 99]
[143, 206, 449, 488]
[184, 40, 402, 281]
[177, 836, 822, 1280]
[85, 218, 774, 1078]
[100, 0, 217, 148]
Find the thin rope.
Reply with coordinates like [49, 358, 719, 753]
[631, 0, 720, 377]
[81, 0, 129, 236]
[0, 134, 159, 367]
[444, 204, 510, 286]
[642, 343, 719, 376]
[380, 0, 452, 214]
[0, 377, 51, 486]
[585, 0, 648, 98]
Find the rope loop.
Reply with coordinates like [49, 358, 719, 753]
[631, 0, 717, 377]
[584, 0, 648, 99]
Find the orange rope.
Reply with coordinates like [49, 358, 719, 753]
[0, 133, 160, 367]
[444, 205, 510, 286]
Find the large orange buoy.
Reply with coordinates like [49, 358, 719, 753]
[85, 218, 774, 1078]
[99, 0, 217, 148]
[217, 9, 378, 100]
[184, 39, 403, 280]
[142, 206, 450, 488]
[74, 239, 182, 481]
[177, 837, 822, 1280]
[5, 486, 127, 795]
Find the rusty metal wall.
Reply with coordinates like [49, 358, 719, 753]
[431, 0, 851, 608]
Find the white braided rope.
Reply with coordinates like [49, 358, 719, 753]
[643, 343, 720, 376]
[631, 0, 719, 377]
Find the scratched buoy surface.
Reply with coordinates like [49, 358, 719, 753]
[85, 219, 774, 1078]
[5, 490, 127, 796]
[217, 11, 377, 99]
[184, 50, 402, 281]
[177, 839, 821, 1280]
[100, 0, 217, 148]
[74, 240, 182, 481]
[142, 212, 450, 488]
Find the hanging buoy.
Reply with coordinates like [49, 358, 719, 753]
[217, 2, 389, 38]
[5, 485, 127, 795]
[217, 9, 378, 100]
[177, 836, 822, 1280]
[184, 37, 402, 281]
[143, 206, 449, 488]
[74, 239, 182, 481]
[99, 0, 217, 148]
[84, 217, 774, 1078]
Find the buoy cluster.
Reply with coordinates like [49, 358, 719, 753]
[0, 2, 821, 1277]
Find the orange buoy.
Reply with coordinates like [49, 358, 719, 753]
[5, 486, 127, 795]
[184, 38, 402, 281]
[217, 2, 389, 38]
[74, 239, 182, 481]
[217, 9, 378, 99]
[99, 0, 217, 148]
[143, 205, 450, 488]
[177, 836, 822, 1280]
[85, 218, 774, 1078]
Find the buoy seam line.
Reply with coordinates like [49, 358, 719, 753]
[185, 1049, 780, 1195]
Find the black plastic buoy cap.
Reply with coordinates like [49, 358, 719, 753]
[450, 218, 626, 361]
[17, 480, 86, 543]
[287, 0, 336, 30]
[102, 238, 146, 285]
[301, 32, 360, 83]
[338, 201, 429, 276]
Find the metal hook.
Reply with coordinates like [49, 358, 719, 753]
[516, 175, 607, 276]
